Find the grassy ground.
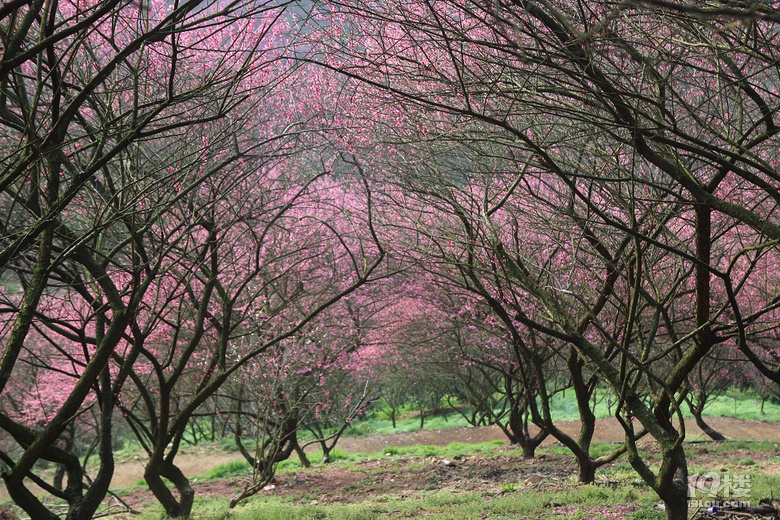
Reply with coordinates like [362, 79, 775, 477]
[129, 442, 659, 520]
[123, 440, 780, 520]
[3, 388, 778, 519]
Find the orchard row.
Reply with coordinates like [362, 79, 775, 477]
[2, 1, 780, 519]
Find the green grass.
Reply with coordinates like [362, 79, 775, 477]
[355, 387, 780, 437]
[695, 389, 780, 421]
[201, 460, 253, 480]
[168, 439, 662, 519]
[148, 482, 657, 520]
[95, 438, 780, 519]
[545, 387, 780, 423]
[183, 440, 507, 486]
[273, 440, 505, 473]
[686, 439, 780, 467]
[343, 409, 469, 436]
[684, 464, 780, 504]
[742, 472, 780, 502]
[380, 440, 504, 458]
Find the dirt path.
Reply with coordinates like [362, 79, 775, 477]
[335, 416, 780, 453]
[2, 416, 778, 500]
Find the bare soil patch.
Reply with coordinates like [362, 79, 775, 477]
[113, 447, 581, 516]
[203, 447, 574, 506]
[107, 437, 780, 520]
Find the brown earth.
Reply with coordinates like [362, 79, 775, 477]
[2, 416, 780, 514]
[99, 422, 780, 519]
[334, 416, 780, 455]
[202, 447, 581, 509]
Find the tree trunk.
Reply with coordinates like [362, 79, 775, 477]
[294, 440, 311, 467]
[234, 420, 254, 465]
[53, 464, 66, 491]
[576, 456, 596, 483]
[145, 460, 194, 519]
[658, 476, 690, 520]
[505, 399, 548, 459]
[693, 413, 726, 441]
[687, 385, 726, 442]
[531, 348, 600, 481]
[517, 434, 544, 459]
[625, 411, 689, 520]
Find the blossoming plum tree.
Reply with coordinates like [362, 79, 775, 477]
[225, 307, 375, 507]
[0, 1, 385, 518]
[306, 2, 780, 518]
[98, 164, 383, 517]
